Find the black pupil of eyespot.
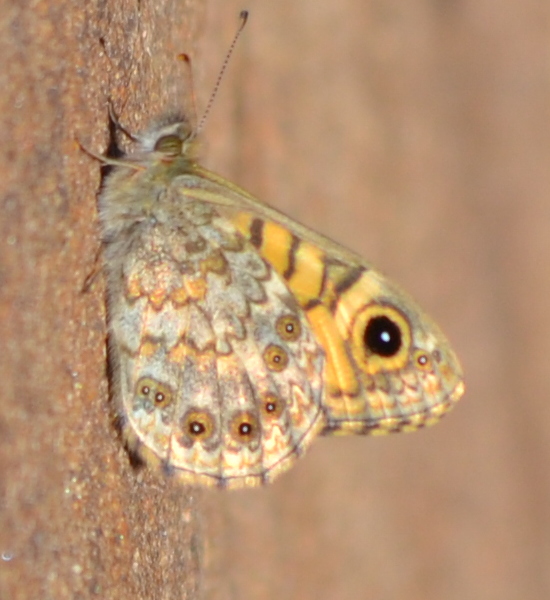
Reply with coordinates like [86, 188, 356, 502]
[364, 316, 402, 357]
[142, 386, 150, 395]
[239, 423, 252, 435]
[190, 421, 205, 435]
[286, 323, 294, 332]
[266, 402, 275, 412]
[155, 393, 164, 403]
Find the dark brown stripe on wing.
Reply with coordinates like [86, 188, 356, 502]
[334, 265, 367, 295]
[329, 265, 367, 312]
[249, 218, 264, 248]
[303, 297, 322, 311]
[282, 234, 300, 280]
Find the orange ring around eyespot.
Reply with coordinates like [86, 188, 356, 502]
[182, 409, 216, 442]
[263, 344, 289, 371]
[276, 314, 302, 342]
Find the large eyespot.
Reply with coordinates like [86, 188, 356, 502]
[263, 344, 289, 371]
[351, 304, 412, 374]
[229, 412, 260, 444]
[154, 134, 183, 156]
[181, 409, 215, 443]
[276, 315, 302, 342]
[135, 377, 174, 410]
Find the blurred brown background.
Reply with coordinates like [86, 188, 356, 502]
[1, 1, 549, 599]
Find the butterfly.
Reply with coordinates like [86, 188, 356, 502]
[95, 18, 464, 489]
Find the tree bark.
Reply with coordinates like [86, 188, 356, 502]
[0, 2, 204, 599]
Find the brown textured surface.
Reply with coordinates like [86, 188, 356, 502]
[0, 2, 203, 599]
[1, 1, 549, 599]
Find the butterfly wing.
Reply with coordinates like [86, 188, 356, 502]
[197, 167, 465, 435]
[100, 161, 325, 489]
[99, 126, 463, 489]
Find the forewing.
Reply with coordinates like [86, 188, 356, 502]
[200, 174, 465, 435]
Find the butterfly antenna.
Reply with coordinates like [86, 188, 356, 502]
[196, 10, 249, 135]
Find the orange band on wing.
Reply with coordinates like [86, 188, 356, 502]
[306, 303, 359, 399]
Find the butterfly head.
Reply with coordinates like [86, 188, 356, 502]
[139, 120, 199, 161]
